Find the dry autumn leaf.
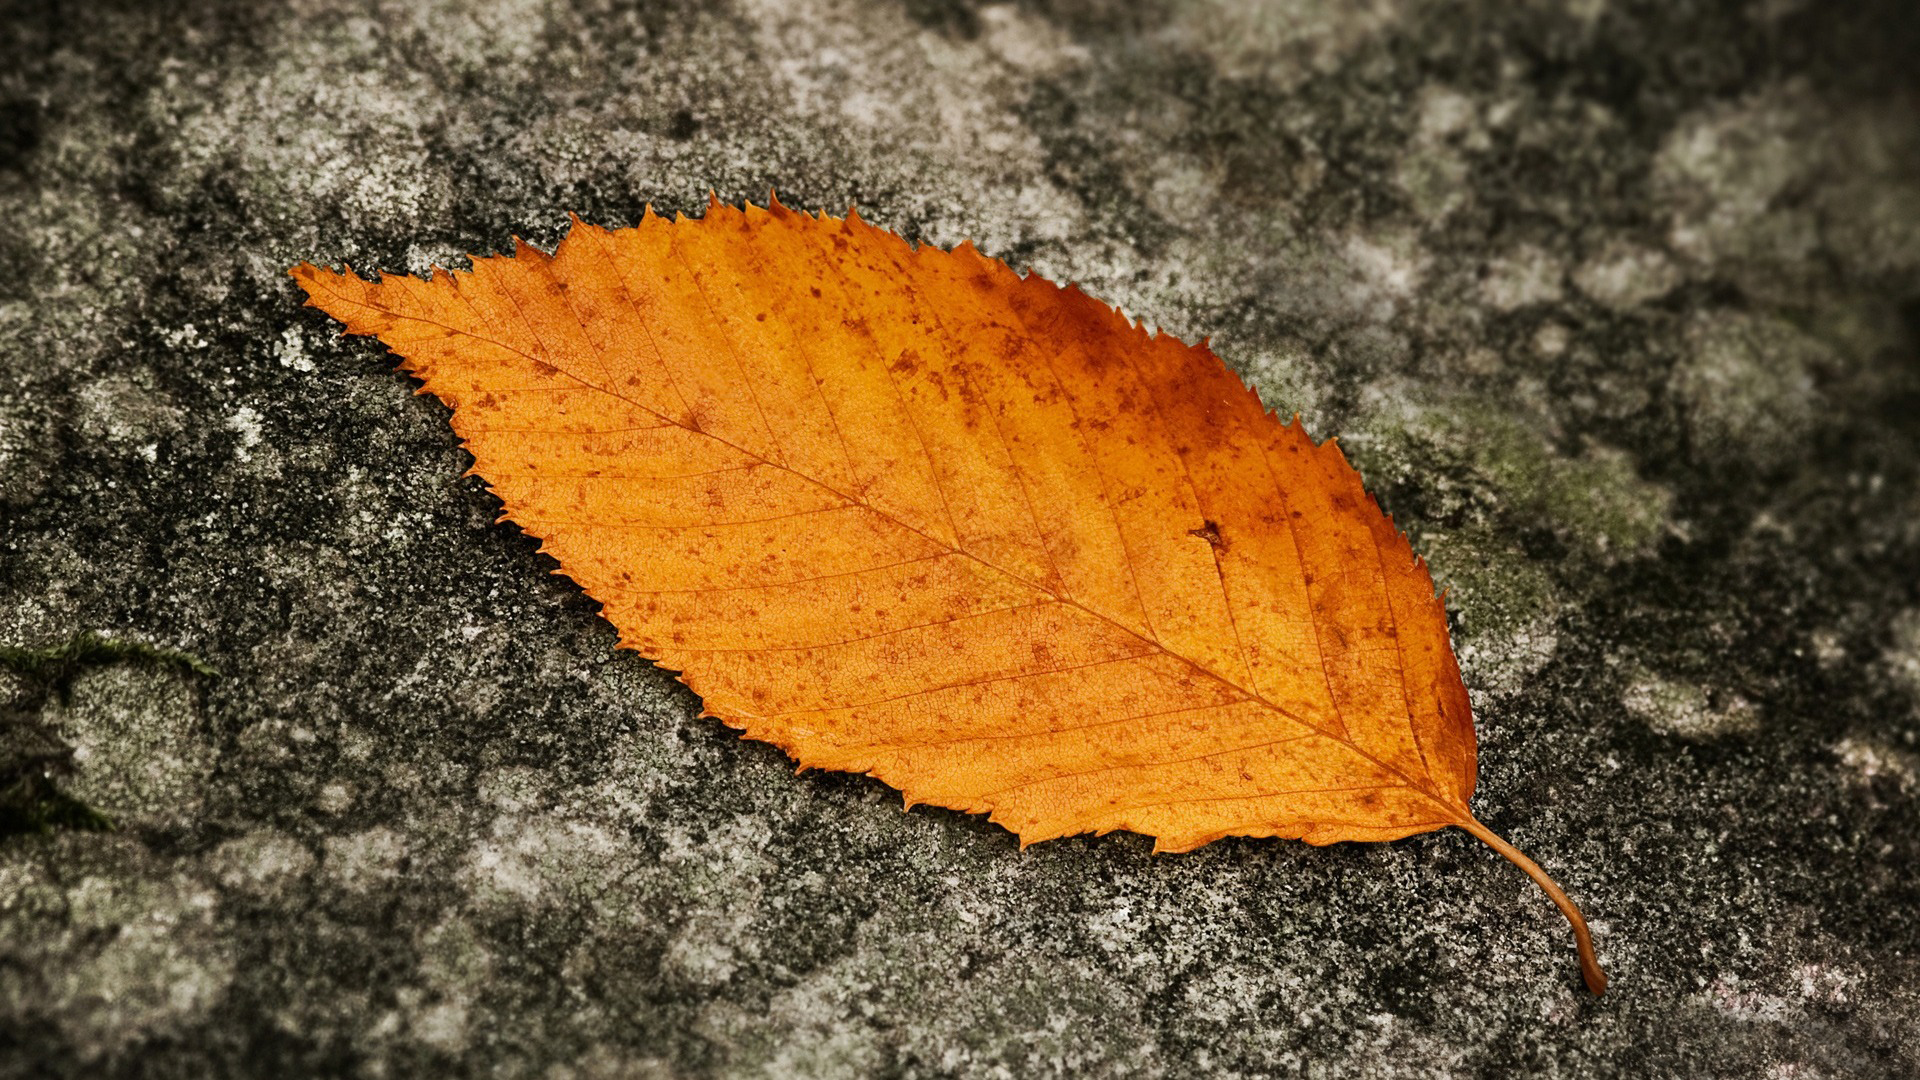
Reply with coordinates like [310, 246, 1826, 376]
[292, 196, 1607, 994]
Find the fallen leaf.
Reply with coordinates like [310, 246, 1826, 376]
[291, 196, 1607, 994]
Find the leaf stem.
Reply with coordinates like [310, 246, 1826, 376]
[1457, 815, 1607, 995]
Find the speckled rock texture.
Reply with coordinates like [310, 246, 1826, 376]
[2, 1, 1918, 1076]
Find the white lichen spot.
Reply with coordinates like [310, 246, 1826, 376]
[417, 915, 495, 992]
[1416, 85, 1477, 143]
[1143, 162, 1224, 225]
[1395, 90, 1480, 218]
[410, 1000, 469, 1054]
[1809, 627, 1848, 669]
[337, 721, 378, 763]
[406, 243, 468, 278]
[168, 20, 457, 235]
[1833, 737, 1918, 791]
[397, 0, 551, 73]
[1791, 963, 1859, 1006]
[978, 4, 1088, 75]
[315, 780, 355, 815]
[1885, 608, 1920, 697]
[207, 830, 317, 897]
[1572, 241, 1683, 310]
[1623, 671, 1759, 740]
[43, 872, 236, 1055]
[1672, 312, 1826, 469]
[274, 326, 315, 372]
[1479, 246, 1564, 311]
[1160, 0, 1404, 89]
[0, 409, 24, 484]
[1652, 82, 1836, 288]
[1456, 612, 1561, 698]
[1486, 97, 1522, 129]
[1238, 342, 1330, 421]
[1748, 0, 1810, 21]
[1703, 975, 1795, 1023]
[76, 372, 184, 447]
[324, 826, 408, 893]
[476, 765, 550, 814]
[738, 0, 1085, 254]
[159, 323, 210, 351]
[663, 930, 743, 989]
[1181, 964, 1266, 1025]
[1085, 899, 1141, 955]
[463, 817, 625, 911]
[225, 406, 263, 461]
[1343, 231, 1428, 318]
[1532, 322, 1571, 359]
[54, 665, 215, 826]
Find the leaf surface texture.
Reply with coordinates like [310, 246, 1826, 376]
[292, 200, 1605, 992]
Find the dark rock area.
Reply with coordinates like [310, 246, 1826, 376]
[3, 0, 1918, 1075]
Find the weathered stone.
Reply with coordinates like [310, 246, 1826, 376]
[2, 0, 1918, 1076]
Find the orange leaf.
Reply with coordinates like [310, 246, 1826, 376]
[291, 196, 1607, 994]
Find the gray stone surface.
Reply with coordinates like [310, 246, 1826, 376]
[2, 0, 1918, 1075]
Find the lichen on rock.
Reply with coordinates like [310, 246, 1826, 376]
[2, 0, 1918, 1076]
